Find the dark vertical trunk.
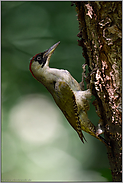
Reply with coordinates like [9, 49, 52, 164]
[74, 1, 122, 181]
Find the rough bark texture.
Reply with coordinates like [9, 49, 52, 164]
[74, 1, 122, 182]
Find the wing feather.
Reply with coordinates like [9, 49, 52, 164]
[53, 81, 86, 143]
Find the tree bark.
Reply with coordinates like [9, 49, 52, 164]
[74, 1, 122, 182]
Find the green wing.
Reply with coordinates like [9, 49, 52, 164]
[53, 80, 86, 143]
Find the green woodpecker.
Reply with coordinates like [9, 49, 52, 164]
[29, 41, 108, 145]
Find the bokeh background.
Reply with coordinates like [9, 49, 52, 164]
[1, 1, 111, 182]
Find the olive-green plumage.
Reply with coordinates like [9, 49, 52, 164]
[52, 81, 86, 143]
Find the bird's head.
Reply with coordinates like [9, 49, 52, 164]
[29, 41, 60, 79]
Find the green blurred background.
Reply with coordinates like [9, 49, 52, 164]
[1, 1, 111, 182]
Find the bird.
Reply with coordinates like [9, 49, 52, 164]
[29, 41, 109, 146]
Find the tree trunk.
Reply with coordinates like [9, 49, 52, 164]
[74, 1, 122, 182]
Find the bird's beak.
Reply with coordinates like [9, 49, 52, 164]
[44, 41, 60, 65]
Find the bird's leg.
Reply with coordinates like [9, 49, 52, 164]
[96, 119, 105, 136]
[79, 63, 87, 91]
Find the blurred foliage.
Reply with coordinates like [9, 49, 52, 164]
[98, 169, 112, 181]
[2, 1, 111, 182]
[2, 1, 83, 110]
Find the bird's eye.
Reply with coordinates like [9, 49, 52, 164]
[34, 53, 46, 67]
[36, 56, 42, 61]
